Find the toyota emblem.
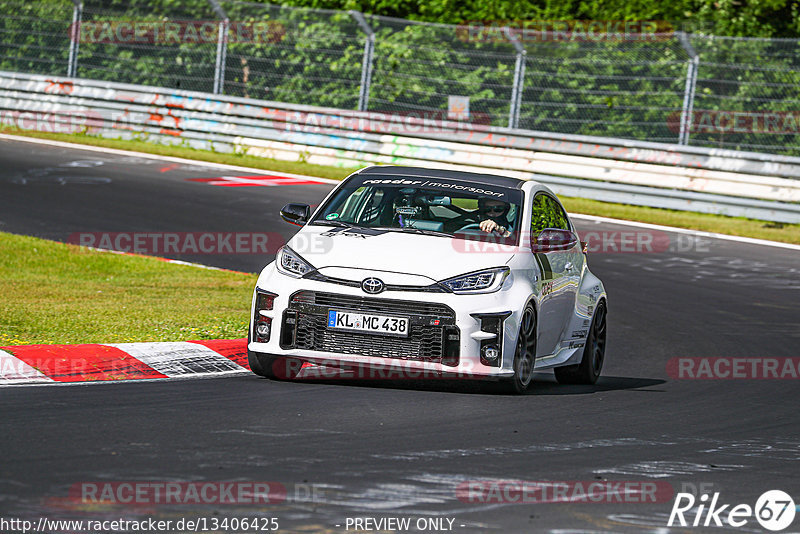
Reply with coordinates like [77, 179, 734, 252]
[361, 277, 385, 294]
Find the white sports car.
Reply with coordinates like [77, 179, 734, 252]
[248, 166, 607, 393]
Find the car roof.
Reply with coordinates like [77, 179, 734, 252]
[357, 166, 526, 190]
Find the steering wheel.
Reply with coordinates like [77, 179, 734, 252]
[455, 223, 488, 234]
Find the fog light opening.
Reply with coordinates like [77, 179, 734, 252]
[472, 311, 511, 368]
[482, 344, 500, 362]
[256, 318, 272, 342]
[252, 289, 278, 343]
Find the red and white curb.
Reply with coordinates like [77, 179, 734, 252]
[0, 339, 251, 386]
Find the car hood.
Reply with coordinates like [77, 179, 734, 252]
[287, 225, 515, 282]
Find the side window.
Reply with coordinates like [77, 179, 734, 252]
[358, 188, 385, 224]
[530, 194, 570, 236]
[338, 187, 366, 221]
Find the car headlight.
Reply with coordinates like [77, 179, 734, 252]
[439, 267, 510, 294]
[276, 246, 316, 278]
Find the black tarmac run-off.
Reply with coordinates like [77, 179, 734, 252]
[0, 138, 798, 533]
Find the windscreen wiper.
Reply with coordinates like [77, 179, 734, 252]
[374, 226, 452, 238]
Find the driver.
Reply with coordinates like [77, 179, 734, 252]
[478, 197, 512, 236]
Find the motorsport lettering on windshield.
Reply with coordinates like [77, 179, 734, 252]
[360, 178, 508, 198]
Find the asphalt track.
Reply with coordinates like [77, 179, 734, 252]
[1, 137, 799, 533]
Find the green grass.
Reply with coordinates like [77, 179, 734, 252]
[561, 197, 800, 244]
[0, 232, 257, 346]
[3, 127, 799, 245]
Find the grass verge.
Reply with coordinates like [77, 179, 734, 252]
[0, 232, 257, 346]
[561, 197, 800, 244]
[3, 127, 799, 245]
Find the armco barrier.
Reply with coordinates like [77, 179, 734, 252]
[1, 70, 799, 223]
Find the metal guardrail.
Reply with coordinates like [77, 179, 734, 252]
[1, 70, 799, 223]
[4, 0, 800, 155]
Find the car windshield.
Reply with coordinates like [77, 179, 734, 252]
[310, 175, 523, 243]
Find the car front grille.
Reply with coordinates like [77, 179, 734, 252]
[282, 291, 460, 365]
[304, 271, 447, 293]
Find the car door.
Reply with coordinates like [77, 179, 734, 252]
[530, 193, 582, 357]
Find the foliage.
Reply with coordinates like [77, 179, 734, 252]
[287, 0, 800, 38]
[0, 0, 798, 154]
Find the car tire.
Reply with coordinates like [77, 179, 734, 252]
[248, 350, 305, 380]
[554, 301, 607, 385]
[246, 329, 304, 380]
[247, 347, 271, 377]
[505, 303, 537, 394]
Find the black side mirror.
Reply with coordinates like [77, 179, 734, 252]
[280, 203, 310, 226]
[532, 228, 579, 253]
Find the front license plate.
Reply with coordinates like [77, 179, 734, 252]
[327, 310, 409, 337]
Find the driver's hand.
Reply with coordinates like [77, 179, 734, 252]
[479, 219, 499, 233]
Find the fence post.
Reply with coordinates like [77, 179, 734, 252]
[67, 0, 83, 77]
[505, 27, 526, 130]
[677, 32, 699, 145]
[350, 10, 375, 112]
[208, 0, 229, 94]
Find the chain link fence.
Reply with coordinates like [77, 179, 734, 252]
[1, 0, 799, 155]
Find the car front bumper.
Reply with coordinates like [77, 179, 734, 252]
[248, 265, 527, 379]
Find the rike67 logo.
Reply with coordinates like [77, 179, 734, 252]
[668, 490, 796, 531]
